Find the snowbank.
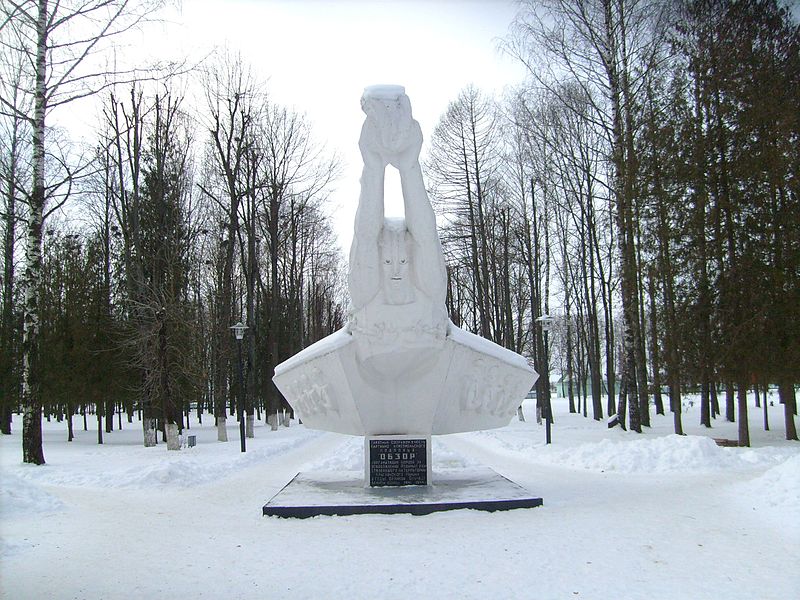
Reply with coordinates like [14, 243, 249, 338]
[0, 472, 64, 517]
[472, 430, 791, 474]
[5, 426, 323, 490]
[113, 433, 322, 488]
[736, 454, 800, 518]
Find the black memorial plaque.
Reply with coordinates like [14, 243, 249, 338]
[369, 438, 428, 486]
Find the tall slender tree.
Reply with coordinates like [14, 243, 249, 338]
[1, 0, 165, 463]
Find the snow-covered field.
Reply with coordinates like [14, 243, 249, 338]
[1, 394, 798, 599]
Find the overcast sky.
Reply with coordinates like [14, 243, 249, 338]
[65, 0, 528, 250]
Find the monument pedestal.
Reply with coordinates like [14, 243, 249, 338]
[262, 468, 543, 518]
[366, 434, 432, 487]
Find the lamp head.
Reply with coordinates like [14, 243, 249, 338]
[230, 321, 248, 340]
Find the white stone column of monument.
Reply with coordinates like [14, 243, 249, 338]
[347, 98, 387, 310]
[395, 126, 447, 307]
[349, 84, 447, 311]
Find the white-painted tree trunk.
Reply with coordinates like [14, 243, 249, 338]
[216, 415, 228, 441]
[517, 406, 525, 422]
[280, 411, 290, 427]
[143, 418, 157, 447]
[166, 423, 180, 451]
[268, 413, 278, 431]
[245, 414, 254, 438]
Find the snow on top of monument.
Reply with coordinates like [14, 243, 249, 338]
[448, 324, 533, 372]
[273, 328, 352, 377]
[362, 84, 406, 99]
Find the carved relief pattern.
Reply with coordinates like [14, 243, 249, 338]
[461, 360, 519, 418]
[286, 365, 339, 418]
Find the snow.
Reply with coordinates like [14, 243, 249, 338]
[272, 327, 351, 375]
[0, 472, 64, 517]
[362, 84, 406, 99]
[470, 430, 792, 474]
[448, 323, 533, 371]
[733, 454, 800, 523]
[1, 394, 798, 599]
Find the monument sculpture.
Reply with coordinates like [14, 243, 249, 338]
[273, 85, 537, 487]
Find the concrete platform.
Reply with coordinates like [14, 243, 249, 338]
[262, 468, 543, 518]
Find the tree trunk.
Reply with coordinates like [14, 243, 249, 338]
[603, 0, 641, 434]
[701, 379, 711, 427]
[166, 422, 180, 451]
[566, 314, 576, 415]
[617, 361, 628, 431]
[672, 383, 684, 436]
[711, 383, 720, 419]
[737, 381, 750, 447]
[725, 382, 735, 422]
[21, 0, 49, 466]
[1, 101, 19, 436]
[96, 406, 103, 445]
[246, 414, 255, 436]
[105, 400, 113, 434]
[143, 417, 157, 447]
[634, 211, 650, 429]
[216, 414, 228, 442]
[604, 275, 616, 417]
[779, 378, 797, 441]
[647, 274, 664, 415]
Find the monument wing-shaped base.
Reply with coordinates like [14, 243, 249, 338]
[273, 325, 538, 436]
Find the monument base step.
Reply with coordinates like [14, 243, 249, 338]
[262, 467, 543, 518]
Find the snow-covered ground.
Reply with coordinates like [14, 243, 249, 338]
[1, 393, 797, 599]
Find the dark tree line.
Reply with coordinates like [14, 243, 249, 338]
[426, 0, 798, 443]
[0, 1, 345, 462]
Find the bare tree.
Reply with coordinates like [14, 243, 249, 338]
[426, 86, 503, 340]
[200, 53, 263, 442]
[508, 0, 673, 432]
[1, 0, 166, 463]
[0, 49, 30, 435]
[99, 85, 157, 444]
[256, 101, 339, 428]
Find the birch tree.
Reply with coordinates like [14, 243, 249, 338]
[508, 0, 672, 432]
[1, 0, 165, 464]
[426, 86, 502, 340]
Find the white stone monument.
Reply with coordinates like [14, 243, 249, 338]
[273, 86, 537, 485]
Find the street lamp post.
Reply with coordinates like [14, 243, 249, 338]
[230, 321, 248, 453]
[536, 314, 554, 444]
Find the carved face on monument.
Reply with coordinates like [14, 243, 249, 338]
[380, 220, 413, 305]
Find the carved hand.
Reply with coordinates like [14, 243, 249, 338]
[388, 120, 422, 173]
[359, 118, 387, 172]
